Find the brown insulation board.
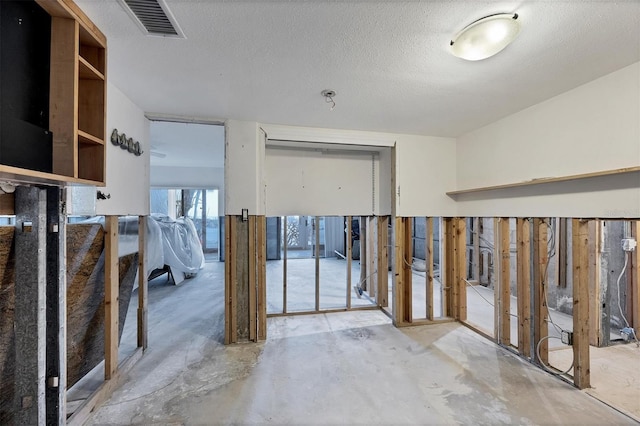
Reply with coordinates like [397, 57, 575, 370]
[0, 223, 139, 423]
[66, 224, 138, 387]
[0, 226, 15, 424]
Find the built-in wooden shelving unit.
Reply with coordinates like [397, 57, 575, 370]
[446, 166, 640, 196]
[0, 0, 107, 186]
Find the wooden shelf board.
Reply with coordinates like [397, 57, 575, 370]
[78, 129, 104, 145]
[447, 166, 640, 196]
[79, 56, 104, 80]
[0, 165, 103, 187]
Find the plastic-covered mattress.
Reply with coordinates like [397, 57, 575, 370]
[150, 214, 205, 276]
[78, 215, 204, 283]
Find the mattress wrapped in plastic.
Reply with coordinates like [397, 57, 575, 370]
[150, 214, 205, 275]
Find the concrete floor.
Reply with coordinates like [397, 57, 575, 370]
[86, 260, 634, 425]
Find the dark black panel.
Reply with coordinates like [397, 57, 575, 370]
[0, 0, 52, 172]
[1, 117, 52, 172]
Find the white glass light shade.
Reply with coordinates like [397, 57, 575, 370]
[450, 13, 520, 61]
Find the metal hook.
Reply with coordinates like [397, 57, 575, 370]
[321, 90, 336, 111]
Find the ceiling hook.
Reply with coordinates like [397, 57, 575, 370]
[321, 90, 336, 111]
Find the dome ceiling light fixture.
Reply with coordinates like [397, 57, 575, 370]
[450, 13, 520, 61]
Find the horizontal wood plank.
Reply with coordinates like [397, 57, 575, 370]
[447, 166, 640, 196]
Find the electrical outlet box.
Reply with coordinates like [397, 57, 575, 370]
[561, 330, 573, 345]
[622, 238, 637, 252]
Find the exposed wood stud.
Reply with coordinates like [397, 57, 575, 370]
[315, 216, 320, 312]
[500, 218, 511, 346]
[443, 218, 453, 318]
[393, 217, 403, 325]
[516, 218, 532, 358]
[572, 219, 590, 389]
[426, 217, 434, 320]
[455, 218, 467, 321]
[104, 215, 119, 379]
[346, 216, 352, 310]
[533, 218, 549, 365]
[258, 217, 267, 341]
[473, 217, 480, 283]
[224, 216, 232, 344]
[137, 216, 148, 350]
[403, 217, 413, 323]
[587, 221, 602, 346]
[377, 216, 389, 307]
[493, 218, 500, 339]
[368, 217, 377, 299]
[451, 219, 459, 319]
[394, 217, 413, 324]
[283, 216, 288, 314]
[632, 221, 640, 337]
[248, 216, 257, 342]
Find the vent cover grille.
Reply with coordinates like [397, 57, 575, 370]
[118, 0, 185, 38]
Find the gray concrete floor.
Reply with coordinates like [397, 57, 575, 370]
[86, 260, 634, 425]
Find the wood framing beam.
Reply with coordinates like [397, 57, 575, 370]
[137, 216, 148, 350]
[104, 215, 119, 379]
[403, 218, 413, 322]
[454, 218, 467, 321]
[426, 217, 434, 320]
[473, 217, 480, 282]
[346, 216, 352, 310]
[360, 217, 367, 291]
[393, 217, 412, 325]
[258, 217, 267, 341]
[283, 216, 288, 314]
[377, 216, 389, 307]
[493, 218, 500, 339]
[248, 216, 257, 342]
[587, 221, 602, 346]
[368, 217, 377, 299]
[633, 221, 640, 336]
[499, 218, 511, 346]
[225, 215, 263, 343]
[393, 217, 402, 324]
[66, 348, 143, 426]
[443, 218, 453, 318]
[315, 216, 320, 312]
[516, 218, 532, 358]
[533, 218, 549, 365]
[450, 219, 459, 319]
[224, 216, 236, 344]
[572, 219, 591, 389]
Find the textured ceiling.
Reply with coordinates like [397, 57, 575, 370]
[76, 0, 640, 138]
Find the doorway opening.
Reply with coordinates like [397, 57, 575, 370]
[267, 215, 387, 315]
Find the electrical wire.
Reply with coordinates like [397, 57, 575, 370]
[536, 335, 574, 376]
[463, 278, 518, 319]
[541, 219, 563, 335]
[615, 252, 638, 345]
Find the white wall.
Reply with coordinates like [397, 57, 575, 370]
[394, 135, 457, 217]
[265, 147, 380, 216]
[261, 124, 457, 217]
[455, 62, 640, 218]
[96, 82, 150, 216]
[224, 120, 264, 215]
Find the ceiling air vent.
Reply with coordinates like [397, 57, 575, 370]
[118, 0, 185, 38]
